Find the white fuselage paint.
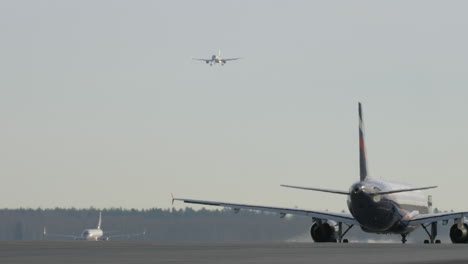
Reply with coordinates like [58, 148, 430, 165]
[80, 229, 104, 241]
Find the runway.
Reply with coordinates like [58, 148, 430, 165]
[1, 241, 467, 264]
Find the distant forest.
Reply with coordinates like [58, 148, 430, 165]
[0, 207, 454, 243]
[0, 207, 309, 241]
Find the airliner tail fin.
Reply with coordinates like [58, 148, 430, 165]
[359, 103, 368, 181]
[97, 212, 102, 229]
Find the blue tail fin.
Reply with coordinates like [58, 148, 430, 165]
[359, 103, 368, 181]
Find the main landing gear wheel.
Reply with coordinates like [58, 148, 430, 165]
[336, 222, 354, 243]
[424, 239, 441, 244]
[421, 222, 439, 244]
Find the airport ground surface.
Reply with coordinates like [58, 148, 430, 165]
[1, 241, 468, 264]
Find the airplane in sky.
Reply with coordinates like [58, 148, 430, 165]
[174, 103, 468, 244]
[192, 49, 241, 66]
[43, 212, 145, 241]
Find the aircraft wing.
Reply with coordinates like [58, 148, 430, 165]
[192, 58, 209, 61]
[408, 211, 468, 225]
[173, 197, 358, 225]
[44, 233, 80, 239]
[43, 227, 81, 239]
[222, 58, 242, 61]
[105, 230, 146, 239]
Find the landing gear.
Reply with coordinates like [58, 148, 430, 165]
[337, 222, 354, 243]
[421, 222, 439, 244]
[401, 233, 408, 244]
[424, 239, 441, 244]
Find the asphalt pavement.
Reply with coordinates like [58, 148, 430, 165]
[1, 241, 467, 264]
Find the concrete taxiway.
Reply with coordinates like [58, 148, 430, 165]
[1, 241, 467, 264]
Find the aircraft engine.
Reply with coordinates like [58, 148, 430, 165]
[450, 222, 468, 243]
[310, 220, 337, 242]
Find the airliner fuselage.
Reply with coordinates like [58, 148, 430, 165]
[348, 179, 427, 234]
[81, 229, 104, 241]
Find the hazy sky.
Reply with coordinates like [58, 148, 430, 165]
[1, 1, 467, 212]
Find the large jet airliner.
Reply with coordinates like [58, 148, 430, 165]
[174, 103, 468, 244]
[43, 212, 145, 241]
[192, 49, 241, 66]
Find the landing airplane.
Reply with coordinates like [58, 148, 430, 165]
[174, 103, 468, 244]
[192, 49, 241, 66]
[43, 212, 145, 241]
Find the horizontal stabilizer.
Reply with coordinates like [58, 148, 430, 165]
[371, 186, 437, 196]
[281, 185, 437, 196]
[280, 185, 349, 195]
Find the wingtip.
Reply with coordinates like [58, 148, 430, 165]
[171, 193, 175, 205]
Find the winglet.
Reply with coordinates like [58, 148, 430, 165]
[171, 193, 175, 205]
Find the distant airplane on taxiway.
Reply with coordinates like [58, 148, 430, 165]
[43, 212, 145, 241]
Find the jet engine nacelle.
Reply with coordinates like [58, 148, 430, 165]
[310, 220, 338, 242]
[450, 222, 468, 243]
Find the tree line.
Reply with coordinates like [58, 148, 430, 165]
[0, 207, 309, 241]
